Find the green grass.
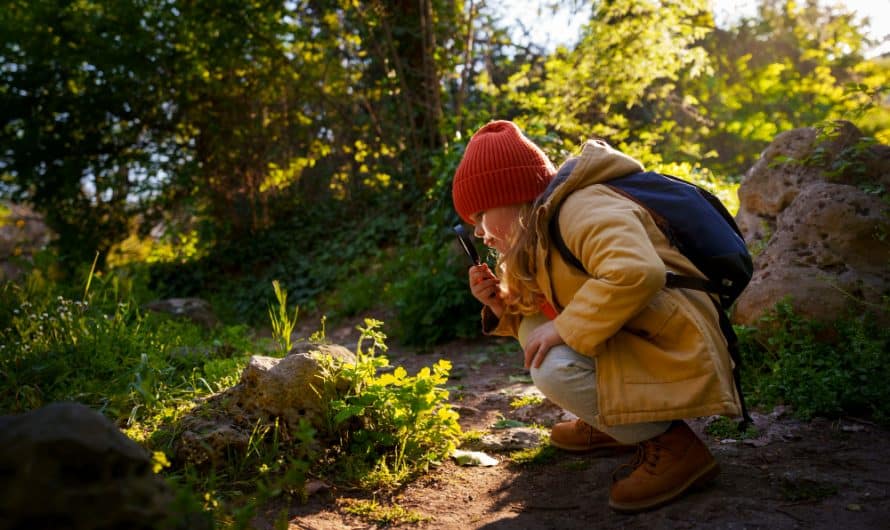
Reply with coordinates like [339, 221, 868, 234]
[0, 264, 464, 529]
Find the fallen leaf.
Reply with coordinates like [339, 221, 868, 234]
[453, 449, 498, 467]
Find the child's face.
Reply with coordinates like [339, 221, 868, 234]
[472, 204, 522, 254]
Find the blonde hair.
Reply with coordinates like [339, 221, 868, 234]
[498, 202, 549, 316]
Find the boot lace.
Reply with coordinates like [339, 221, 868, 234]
[611, 440, 663, 483]
[575, 419, 595, 443]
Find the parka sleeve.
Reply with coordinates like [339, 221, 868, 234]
[552, 188, 666, 355]
[481, 305, 522, 338]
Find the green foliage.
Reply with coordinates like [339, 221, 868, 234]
[0, 271, 255, 419]
[340, 499, 431, 526]
[510, 394, 544, 409]
[704, 416, 759, 440]
[682, 1, 890, 175]
[268, 280, 298, 355]
[499, 0, 714, 160]
[2, 263, 468, 525]
[737, 300, 890, 425]
[0, 0, 183, 267]
[389, 138, 482, 346]
[785, 120, 884, 184]
[511, 443, 558, 466]
[317, 319, 462, 489]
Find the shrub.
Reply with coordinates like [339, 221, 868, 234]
[316, 318, 462, 489]
[737, 299, 890, 425]
[389, 139, 482, 346]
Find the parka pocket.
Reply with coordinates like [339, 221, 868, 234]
[618, 290, 713, 384]
[624, 290, 678, 340]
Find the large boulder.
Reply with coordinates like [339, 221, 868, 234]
[0, 402, 191, 530]
[173, 344, 355, 467]
[734, 122, 890, 326]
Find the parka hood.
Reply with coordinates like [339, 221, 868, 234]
[534, 139, 645, 234]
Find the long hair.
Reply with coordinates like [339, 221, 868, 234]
[498, 156, 578, 316]
[498, 202, 547, 316]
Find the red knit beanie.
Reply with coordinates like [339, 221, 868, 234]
[452, 120, 556, 224]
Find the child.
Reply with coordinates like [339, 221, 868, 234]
[452, 120, 742, 513]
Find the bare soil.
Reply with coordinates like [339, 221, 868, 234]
[268, 319, 890, 530]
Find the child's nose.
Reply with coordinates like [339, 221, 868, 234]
[473, 224, 484, 238]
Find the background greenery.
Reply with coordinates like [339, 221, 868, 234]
[2, 0, 889, 526]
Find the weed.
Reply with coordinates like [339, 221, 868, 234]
[460, 429, 486, 444]
[705, 416, 759, 440]
[491, 418, 527, 429]
[339, 498, 431, 526]
[510, 444, 558, 466]
[510, 394, 544, 409]
[268, 280, 299, 355]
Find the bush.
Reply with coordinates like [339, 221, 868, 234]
[315, 319, 462, 488]
[737, 300, 890, 425]
[389, 139, 483, 346]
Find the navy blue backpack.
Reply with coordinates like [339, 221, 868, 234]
[546, 158, 754, 426]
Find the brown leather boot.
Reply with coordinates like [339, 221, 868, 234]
[609, 420, 719, 513]
[549, 419, 633, 453]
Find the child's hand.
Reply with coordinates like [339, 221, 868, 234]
[468, 264, 504, 317]
[523, 321, 565, 369]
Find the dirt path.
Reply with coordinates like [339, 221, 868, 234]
[275, 322, 890, 529]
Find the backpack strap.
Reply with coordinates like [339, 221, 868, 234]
[714, 301, 755, 429]
[548, 201, 754, 429]
[548, 202, 717, 296]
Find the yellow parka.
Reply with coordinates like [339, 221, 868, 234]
[484, 139, 742, 428]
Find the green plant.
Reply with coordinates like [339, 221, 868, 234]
[737, 300, 890, 425]
[510, 394, 544, 409]
[268, 280, 299, 355]
[317, 319, 463, 489]
[340, 498, 431, 526]
[704, 416, 759, 440]
[510, 444, 557, 466]
[389, 140, 483, 347]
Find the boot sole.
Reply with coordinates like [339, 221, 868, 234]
[550, 440, 636, 454]
[608, 460, 720, 513]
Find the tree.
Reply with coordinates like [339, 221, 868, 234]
[685, 0, 890, 174]
[0, 0, 181, 267]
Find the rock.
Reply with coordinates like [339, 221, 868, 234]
[733, 122, 890, 327]
[0, 402, 195, 530]
[143, 297, 219, 328]
[236, 344, 354, 428]
[478, 428, 544, 452]
[173, 344, 355, 467]
[0, 201, 52, 281]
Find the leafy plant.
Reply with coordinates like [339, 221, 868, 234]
[389, 139, 483, 346]
[705, 416, 759, 440]
[510, 444, 558, 466]
[510, 394, 544, 409]
[737, 299, 890, 425]
[268, 280, 299, 355]
[316, 319, 463, 489]
[339, 498, 431, 526]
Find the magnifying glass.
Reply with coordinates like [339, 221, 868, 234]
[453, 224, 481, 266]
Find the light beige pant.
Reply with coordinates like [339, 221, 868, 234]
[518, 314, 670, 444]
